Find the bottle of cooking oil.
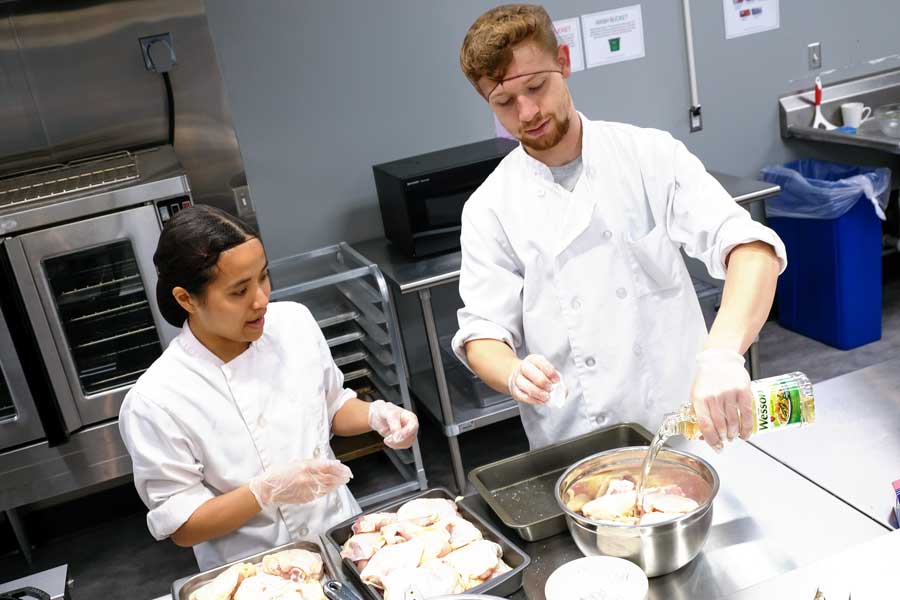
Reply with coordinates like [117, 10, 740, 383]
[662, 371, 815, 439]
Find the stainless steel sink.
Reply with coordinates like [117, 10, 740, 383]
[779, 67, 900, 154]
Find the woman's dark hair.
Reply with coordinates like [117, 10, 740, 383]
[153, 205, 260, 327]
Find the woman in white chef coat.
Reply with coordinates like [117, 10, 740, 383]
[119, 206, 418, 570]
[452, 5, 786, 450]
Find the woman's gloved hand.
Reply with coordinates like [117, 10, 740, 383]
[507, 354, 561, 405]
[248, 459, 352, 509]
[689, 348, 753, 451]
[368, 400, 419, 449]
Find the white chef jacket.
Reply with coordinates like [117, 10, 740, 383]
[119, 301, 361, 570]
[452, 114, 787, 449]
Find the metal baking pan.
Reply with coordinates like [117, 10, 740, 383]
[171, 539, 353, 600]
[326, 487, 531, 600]
[468, 423, 653, 542]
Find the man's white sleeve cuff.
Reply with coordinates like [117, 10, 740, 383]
[451, 322, 516, 371]
[714, 222, 788, 279]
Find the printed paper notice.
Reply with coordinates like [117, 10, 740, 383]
[553, 18, 585, 72]
[581, 5, 645, 69]
[723, 0, 780, 39]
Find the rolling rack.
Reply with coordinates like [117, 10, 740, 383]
[268, 243, 427, 508]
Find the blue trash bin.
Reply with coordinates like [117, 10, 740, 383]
[760, 160, 891, 350]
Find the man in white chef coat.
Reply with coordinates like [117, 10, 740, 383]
[451, 4, 787, 450]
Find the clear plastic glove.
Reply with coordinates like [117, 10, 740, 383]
[248, 459, 352, 509]
[689, 348, 753, 451]
[507, 354, 561, 405]
[368, 400, 419, 449]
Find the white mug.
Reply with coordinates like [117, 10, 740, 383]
[841, 102, 872, 128]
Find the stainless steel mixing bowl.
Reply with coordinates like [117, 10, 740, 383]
[555, 446, 719, 577]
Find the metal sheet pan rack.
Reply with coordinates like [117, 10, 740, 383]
[268, 242, 427, 508]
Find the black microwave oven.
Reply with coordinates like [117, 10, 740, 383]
[373, 137, 518, 257]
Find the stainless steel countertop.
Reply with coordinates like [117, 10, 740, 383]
[459, 438, 888, 599]
[353, 171, 780, 294]
[752, 357, 900, 529]
[729, 528, 900, 599]
[779, 66, 900, 154]
[0, 564, 68, 599]
[167, 436, 889, 600]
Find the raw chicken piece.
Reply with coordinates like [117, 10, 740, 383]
[381, 561, 464, 600]
[565, 493, 593, 513]
[416, 526, 452, 563]
[381, 521, 452, 561]
[234, 574, 326, 600]
[359, 538, 425, 588]
[189, 562, 256, 600]
[381, 520, 423, 544]
[569, 473, 636, 500]
[607, 479, 636, 494]
[440, 540, 503, 589]
[467, 557, 514, 591]
[581, 491, 638, 521]
[234, 573, 295, 599]
[638, 512, 685, 526]
[647, 494, 699, 514]
[352, 512, 398, 534]
[340, 532, 385, 561]
[261, 549, 324, 583]
[490, 559, 513, 579]
[446, 517, 483, 550]
[396, 498, 458, 526]
[294, 581, 326, 600]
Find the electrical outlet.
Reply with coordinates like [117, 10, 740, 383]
[140, 33, 176, 72]
[232, 185, 254, 217]
[689, 106, 703, 133]
[808, 42, 822, 70]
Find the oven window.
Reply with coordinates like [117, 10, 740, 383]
[44, 240, 162, 396]
[0, 371, 13, 420]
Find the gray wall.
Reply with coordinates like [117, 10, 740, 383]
[205, 0, 900, 260]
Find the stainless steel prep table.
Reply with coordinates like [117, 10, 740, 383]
[729, 528, 900, 599]
[460, 437, 889, 599]
[353, 172, 781, 493]
[751, 357, 900, 529]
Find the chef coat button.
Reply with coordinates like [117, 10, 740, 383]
[257, 415, 266, 428]
[313, 446, 321, 458]
[537, 189, 546, 198]
[585, 356, 596, 368]
[633, 344, 642, 356]
[570, 297, 582, 311]
[593, 413, 607, 425]
[616, 287, 628, 299]
[299, 526, 309, 536]
[602, 230, 613, 240]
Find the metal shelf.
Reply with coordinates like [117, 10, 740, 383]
[332, 346, 367, 368]
[271, 242, 427, 504]
[336, 279, 386, 324]
[365, 354, 398, 387]
[360, 335, 394, 367]
[323, 321, 364, 349]
[355, 312, 389, 346]
[410, 371, 519, 437]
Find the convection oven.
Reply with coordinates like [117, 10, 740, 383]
[0, 146, 190, 510]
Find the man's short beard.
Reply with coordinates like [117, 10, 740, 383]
[520, 113, 570, 151]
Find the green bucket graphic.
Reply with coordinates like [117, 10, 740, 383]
[609, 37, 621, 52]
